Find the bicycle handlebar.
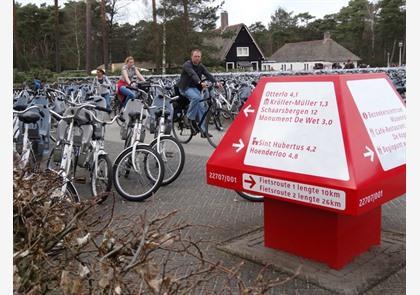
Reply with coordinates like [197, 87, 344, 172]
[13, 105, 44, 117]
[85, 109, 121, 125]
[45, 87, 66, 97]
[49, 103, 111, 122]
[125, 86, 149, 97]
[13, 105, 45, 117]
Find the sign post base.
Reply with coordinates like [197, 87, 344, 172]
[264, 198, 381, 269]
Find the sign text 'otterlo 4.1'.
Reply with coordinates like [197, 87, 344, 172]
[206, 73, 405, 269]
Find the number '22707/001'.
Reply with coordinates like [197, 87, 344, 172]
[208, 172, 238, 184]
[359, 190, 383, 207]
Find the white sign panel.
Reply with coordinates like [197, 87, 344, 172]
[347, 78, 406, 171]
[243, 173, 346, 210]
[244, 82, 349, 180]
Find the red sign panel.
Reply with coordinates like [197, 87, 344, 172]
[206, 73, 406, 215]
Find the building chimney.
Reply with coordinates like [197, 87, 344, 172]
[323, 31, 331, 41]
[221, 11, 228, 30]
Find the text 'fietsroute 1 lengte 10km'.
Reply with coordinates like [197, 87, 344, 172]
[242, 173, 346, 210]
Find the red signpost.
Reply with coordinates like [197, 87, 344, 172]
[206, 73, 406, 269]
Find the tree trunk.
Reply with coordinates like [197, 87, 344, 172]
[86, 0, 92, 74]
[162, 3, 167, 75]
[74, 4, 81, 70]
[100, 0, 109, 70]
[108, 0, 118, 67]
[13, 0, 21, 69]
[390, 40, 396, 65]
[182, 0, 189, 57]
[152, 0, 160, 73]
[54, 0, 61, 72]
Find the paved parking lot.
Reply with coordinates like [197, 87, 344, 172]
[74, 123, 406, 294]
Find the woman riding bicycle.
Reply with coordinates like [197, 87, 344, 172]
[116, 56, 146, 109]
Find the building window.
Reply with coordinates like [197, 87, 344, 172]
[289, 64, 293, 70]
[236, 47, 249, 57]
[304, 63, 309, 70]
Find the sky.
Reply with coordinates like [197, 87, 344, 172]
[15, 0, 353, 28]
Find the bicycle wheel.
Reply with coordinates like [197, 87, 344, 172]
[113, 145, 164, 201]
[204, 108, 234, 148]
[148, 136, 185, 186]
[50, 176, 80, 203]
[90, 154, 113, 202]
[235, 191, 264, 202]
[172, 114, 193, 144]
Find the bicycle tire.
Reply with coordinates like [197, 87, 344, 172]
[113, 145, 164, 201]
[64, 180, 80, 203]
[235, 191, 264, 202]
[148, 135, 185, 186]
[171, 114, 193, 144]
[49, 172, 80, 203]
[204, 108, 234, 148]
[90, 154, 113, 203]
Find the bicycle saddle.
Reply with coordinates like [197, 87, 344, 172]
[18, 111, 42, 124]
[14, 103, 27, 111]
[128, 111, 142, 121]
[154, 109, 171, 118]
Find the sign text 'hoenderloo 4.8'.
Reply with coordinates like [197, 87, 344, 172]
[206, 73, 406, 216]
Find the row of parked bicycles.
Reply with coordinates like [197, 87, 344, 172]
[13, 76, 261, 204]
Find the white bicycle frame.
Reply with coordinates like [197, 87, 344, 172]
[58, 118, 76, 194]
[130, 108, 148, 173]
[117, 88, 150, 173]
[150, 83, 177, 155]
[13, 105, 42, 169]
[90, 139, 107, 180]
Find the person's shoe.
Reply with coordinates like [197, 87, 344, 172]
[200, 132, 213, 138]
[185, 118, 199, 135]
[191, 120, 200, 133]
[184, 117, 192, 127]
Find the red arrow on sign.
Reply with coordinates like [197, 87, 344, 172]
[244, 175, 256, 189]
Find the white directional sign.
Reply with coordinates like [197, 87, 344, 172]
[347, 78, 406, 171]
[242, 173, 346, 210]
[243, 82, 349, 180]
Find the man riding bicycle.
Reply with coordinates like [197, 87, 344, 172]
[178, 48, 221, 138]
